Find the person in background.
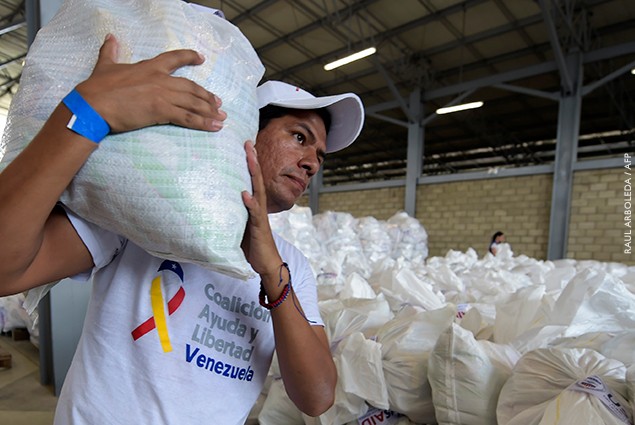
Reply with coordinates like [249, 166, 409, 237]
[489, 231, 506, 255]
[0, 32, 364, 424]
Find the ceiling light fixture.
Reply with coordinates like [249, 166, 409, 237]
[324, 47, 376, 71]
[631, 68, 635, 75]
[436, 101, 484, 115]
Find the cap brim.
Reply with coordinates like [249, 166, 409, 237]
[268, 93, 364, 154]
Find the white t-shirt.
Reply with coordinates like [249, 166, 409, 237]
[54, 210, 323, 425]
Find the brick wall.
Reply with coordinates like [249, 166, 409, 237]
[296, 195, 309, 208]
[293, 168, 633, 264]
[317, 187, 405, 220]
[568, 168, 631, 264]
[415, 175, 552, 259]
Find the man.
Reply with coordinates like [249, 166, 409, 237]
[0, 33, 364, 424]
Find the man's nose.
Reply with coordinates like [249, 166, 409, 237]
[300, 150, 320, 176]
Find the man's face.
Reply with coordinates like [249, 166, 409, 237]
[255, 109, 327, 213]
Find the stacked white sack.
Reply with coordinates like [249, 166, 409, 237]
[258, 379, 306, 425]
[375, 305, 456, 424]
[318, 332, 389, 425]
[386, 212, 429, 263]
[0, 293, 35, 335]
[255, 205, 635, 425]
[357, 216, 396, 264]
[268, 204, 323, 262]
[313, 211, 373, 280]
[257, 304, 451, 425]
[497, 268, 635, 354]
[429, 324, 521, 425]
[0, 0, 264, 282]
[257, 298, 396, 425]
[310, 300, 392, 424]
[497, 347, 632, 425]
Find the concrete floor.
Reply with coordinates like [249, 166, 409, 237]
[0, 333, 57, 425]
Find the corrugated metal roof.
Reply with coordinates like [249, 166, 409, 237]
[1, 0, 634, 184]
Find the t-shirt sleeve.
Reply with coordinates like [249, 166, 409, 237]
[61, 204, 126, 280]
[274, 233, 324, 327]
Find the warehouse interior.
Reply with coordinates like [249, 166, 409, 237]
[0, 0, 634, 424]
[0, 0, 633, 260]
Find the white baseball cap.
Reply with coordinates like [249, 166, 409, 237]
[188, 2, 226, 19]
[257, 80, 365, 153]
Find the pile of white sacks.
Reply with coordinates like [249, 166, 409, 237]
[248, 205, 635, 425]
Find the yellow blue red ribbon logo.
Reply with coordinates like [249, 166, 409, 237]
[131, 260, 185, 353]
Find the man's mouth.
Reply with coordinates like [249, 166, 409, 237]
[286, 175, 307, 193]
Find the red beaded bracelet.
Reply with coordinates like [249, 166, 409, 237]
[258, 262, 292, 310]
[259, 282, 291, 310]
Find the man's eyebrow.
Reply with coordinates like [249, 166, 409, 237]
[298, 122, 315, 141]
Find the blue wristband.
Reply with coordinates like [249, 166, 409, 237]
[62, 88, 110, 143]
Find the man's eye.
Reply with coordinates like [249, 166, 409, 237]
[294, 133, 306, 144]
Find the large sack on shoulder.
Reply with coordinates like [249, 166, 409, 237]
[0, 0, 264, 278]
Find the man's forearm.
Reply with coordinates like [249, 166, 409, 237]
[0, 104, 97, 292]
[267, 280, 336, 416]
